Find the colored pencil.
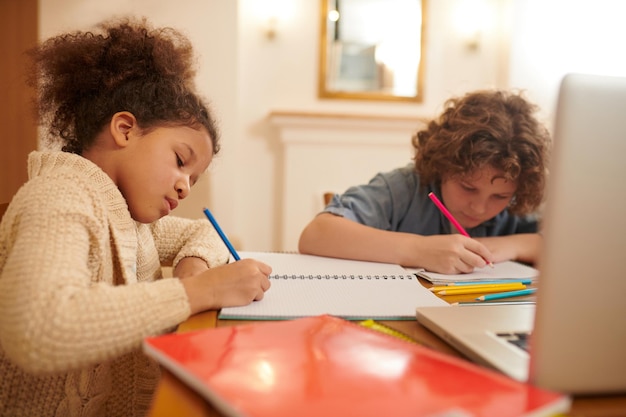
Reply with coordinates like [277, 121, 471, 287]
[451, 300, 536, 306]
[428, 192, 494, 267]
[440, 279, 533, 286]
[437, 284, 526, 295]
[437, 284, 526, 296]
[476, 288, 537, 301]
[203, 208, 240, 261]
[429, 282, 530, 292]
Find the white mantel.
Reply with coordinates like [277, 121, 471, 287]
[269, 111, 427, 252]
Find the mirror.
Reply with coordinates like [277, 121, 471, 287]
[318, 0, 426, 102]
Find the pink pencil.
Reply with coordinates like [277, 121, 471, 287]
[428, 192, 494, 267]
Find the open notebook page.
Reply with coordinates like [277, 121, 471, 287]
[219, 252, 448, 320]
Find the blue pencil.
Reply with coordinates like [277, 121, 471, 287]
[476, 288, 537, 301]
[203, 208, 240, 261]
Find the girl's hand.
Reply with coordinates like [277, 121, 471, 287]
[180, 259, 272, 315]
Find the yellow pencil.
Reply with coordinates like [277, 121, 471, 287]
[437, 284, 526, 296]
[429, 282, 528, 292]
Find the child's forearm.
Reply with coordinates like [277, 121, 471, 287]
[298, 213, 412, 265]
[476, 233, 542, 265]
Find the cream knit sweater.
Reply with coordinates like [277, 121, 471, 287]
[0, 151, 229, 417]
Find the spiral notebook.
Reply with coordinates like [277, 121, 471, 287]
[219, 252, 448, 320]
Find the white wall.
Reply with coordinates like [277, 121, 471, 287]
[507, 0, 626, 121]
[38, 0, 626, 252]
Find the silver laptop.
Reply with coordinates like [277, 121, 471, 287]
[416, 73, 626, 395]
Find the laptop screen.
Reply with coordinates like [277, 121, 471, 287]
[529, 73, 626, 393]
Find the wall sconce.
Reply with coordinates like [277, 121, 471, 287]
[266, 16, 278, 40]
[454, 0, 491, 51]
[252, 0, 296, 41]
[327, 9, 340, 23]
[464, 29, 481, 51]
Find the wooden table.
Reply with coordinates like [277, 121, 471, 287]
[147, 285, 626, 417]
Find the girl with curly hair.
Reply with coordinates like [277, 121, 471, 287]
[0, 18, 270, 417]
[299, 90, 551, 274]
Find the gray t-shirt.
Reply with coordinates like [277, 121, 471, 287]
[323, 164, 538, 237]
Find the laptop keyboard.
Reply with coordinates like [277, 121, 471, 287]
[496, 331, 531, 352]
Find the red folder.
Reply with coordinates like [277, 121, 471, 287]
[144, 315, 570, 417]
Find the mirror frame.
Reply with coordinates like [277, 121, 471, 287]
[318, 0, 427, 103]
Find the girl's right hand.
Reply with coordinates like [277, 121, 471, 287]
[180, 259, 272, 315]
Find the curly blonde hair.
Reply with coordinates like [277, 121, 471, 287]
[412, 90, 551, 215]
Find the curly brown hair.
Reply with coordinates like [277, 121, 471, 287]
[412, 90, 551, 215]
[26, 17, 219, 155]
